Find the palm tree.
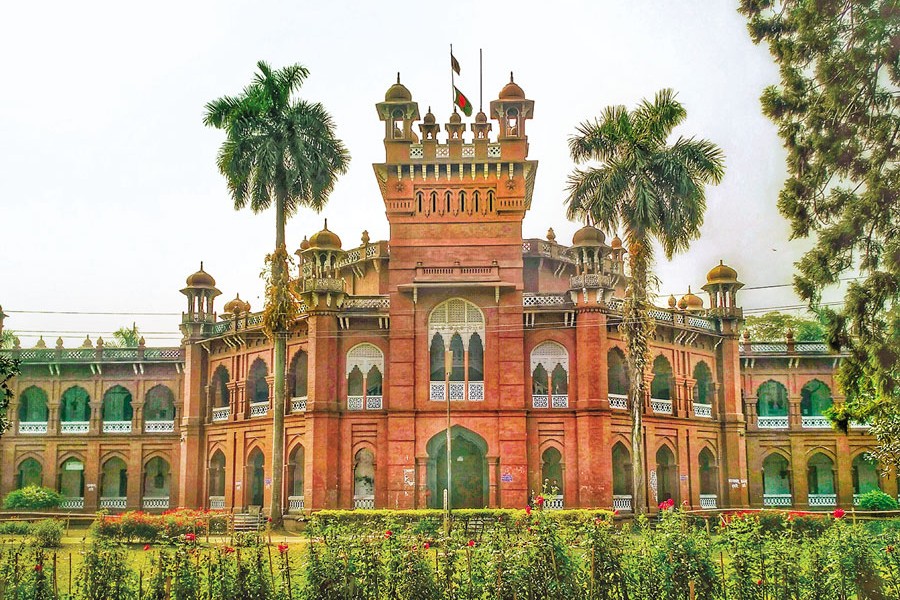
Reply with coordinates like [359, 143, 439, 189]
[565, 89, 724, 514]
[204, 61, 350, 525]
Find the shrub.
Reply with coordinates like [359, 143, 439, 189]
[29, 519, 63, 548]
[77, 540, 137, 600]
[91, 508, 227, 543]
[0, 521, 33, 535]
[2, 486, 63, 510]
[857, 489, 900, 511]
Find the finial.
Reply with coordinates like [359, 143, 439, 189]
[428, 105, 431, 113]
[200, 261, 204, 271]
[138, 336, 146, 347]
[56, 337, 64, 349]
[324, 218, 328, 230]
[96, 336, 104, 348]
[13, 337, 20, 350]
[35, 336, 46, 349]
[687, 285, 692, 293]
[396, 72, 400, 84]
[361, 230, 370, 245]
[510, 71, 514, 83]
[546, 227, 556, 243]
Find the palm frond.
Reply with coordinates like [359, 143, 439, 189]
[634, 88, 686, 145]
[568, 105, 630, 163]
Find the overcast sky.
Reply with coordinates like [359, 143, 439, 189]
[0, 0, 837, 346]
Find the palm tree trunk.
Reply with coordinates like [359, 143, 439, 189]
[624, 237, 653, 515]
[270, 192, 287, 527]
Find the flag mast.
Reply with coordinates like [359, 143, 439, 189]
[479, 48, 483, 113]
[450, 43, 455, 112]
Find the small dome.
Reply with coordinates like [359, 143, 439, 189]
[423, 107, 436, 125]
[677, 296, 689, 310]
[308, 219, 342, 250]
[449, 110, 461, 124]
[679, 286, 704, 312]
[499, 72, 525, 100]
[385, 73, 412, 102]
[299, 236, 310, 251]
[610, 235, 623, 250]
[223, 293, 251, 314]
[475, 110, 487, 123]
[186, 262, 216, 288]
[667, 295, 677, 308]
[706, 260, 739, 284]
[34, 336, 46, 349]
[546, 227, 556, 243]
[572, 225, 605, 247]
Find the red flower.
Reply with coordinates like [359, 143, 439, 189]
[467, 539, 475, 547]
[385, 530, 392, 538]
[536, 495, 545, 507]
[613, 509, 620, 516]
[887, 545, 894, 554]
[185, 533, 196, 542]
[224, 546, 235, 554]
[756, 579, 763, 586]
[34, 564, 42, 572]
[277, 543, 289, 554]
[594, 518, 603, 526]
[143, 544, 151, 551]
[525, 506, 532, 516]
[267, 517, 273, 523]
[424, 542, 430, 550]
[833, 508, 845, 519]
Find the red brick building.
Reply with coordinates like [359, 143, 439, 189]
[0, 76, 893, 515]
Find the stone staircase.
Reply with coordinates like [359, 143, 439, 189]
[233, 511, 264, 532]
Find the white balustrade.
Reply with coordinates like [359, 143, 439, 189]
[209, 496, 225, 509]
[700, 494, 717, 509]
[60, 497, 84, 510]
[365, 396, 383, 410]
[18, 422, 47, 434]
[802, 415, 831, 429]
[143, 497, 170, 510]
[212, 407, 230, 422]
[353, 495, 375, 510]
[468, 382, 484, 401]
[608, 394, 628, 410]
[807, 493, 837, 507]
[651, 398, 673, 414]
[850, 421, 870, 430]
[288, 496, 305, 512]
[757, 416, 789, 429]
[449, 382, 466, 401]
[613, 495, 633, 511]
[429, 382, 445, 401]
[291, 396, 307, 412]
[249, 402, 269, 418]
[763, 494, 792, 507]
[532, 394, 549, 409]
[347, 396, 364, 411]
[693, 404, 712, 418]
[103, 421, 132, 434]
[60, 421, 89, 434]
[543, 495, 564, 510]
[144, 420, 174, 433]
[100, 497, 127, 510]
[551, 394, 569, 409]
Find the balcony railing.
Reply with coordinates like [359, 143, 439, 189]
[532, 394, 549, 409]
[693, 403, 712, 418]
[209, 496, 225, 510]
[850, 421, 870, 430]
[763, 494, 792, 507]
[700, 494, 717, 509]
[18, 421, 48, 434]
[100, 497, 127, 510]
[143, 497, 170, 510]
[291, 396, 307, 412]
[613, 495, 633, 512]
[650, 398, 673, 414]
[551, 394, 569, 409]
[347, 396, 364, 411]
[144, 420, 175, 433]
[60, 497, 84, 509]
[469, 382, 484, 401]
[429, 382, 445, 401]
[802, 415, 831, 429]
[430, 381, 484, 401]
[60, 421, 89, 434]
[288, 496, 305, 512]
[353, 495, 375, 510]
[608, 394, 628, 410]
[366, 396, 383, 410]
[543, 495, 564, 510]
[757, 416, 789, 429]
[212, 407, 230, 422]
[103, 421, 132, 434]
[808, 493, 837, 507]
[249, 402, 269, 418]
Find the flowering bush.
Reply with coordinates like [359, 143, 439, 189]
[91, 508, 228, 543]
[2, 485, 63, 510]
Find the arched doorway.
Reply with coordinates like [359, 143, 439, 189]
[16, 458, 42, 489]
[353, 449, 375, 509]
[655, 446, 678, 506]
[698, 448, 718, 508]
[208, 450, 226, 508]
[247, 449, 265, 508]
[807, 452, 836, 507]
[288, 445, 305, 512]
[100, 457, 128, 507]
[143, 457, 171, 510]
[852, 453, 881, 503]
[762, 453, 792, 507]
[426, 426, 488, 509]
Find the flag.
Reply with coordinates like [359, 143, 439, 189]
[454, 86, 473, 116]
[451, 53, 461, 75]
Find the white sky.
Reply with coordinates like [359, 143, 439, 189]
[0, 0, 837, 346]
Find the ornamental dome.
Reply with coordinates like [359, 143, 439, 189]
[185, 262, 216, 288]
[423, 107, 436, 125]
[572, 225, 605, 247]
[679, 286, 704, 312]
[449, 110, 461, 124]
[610, 235, 623, 250]
[667, 295, 677, 309]
[223, 293, 251, 314]
[299, 236, 310, 251]
[308, 220, 342, 250]
[475, 110, 487, 123]
[385, 74, 412, 102]
[499, 72, 525, 100]
[706, 260, 739, 285]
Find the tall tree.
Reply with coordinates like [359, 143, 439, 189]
[738, 1, 900, 464]
[204, 61, 350, 524]
[566, 89, 724, 513]
[742, 311, 825, 342]
[106, 323, 140, 347]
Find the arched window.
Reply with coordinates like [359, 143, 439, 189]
[651, 356, 672, 400]
[473, 190, 481, 213]
[693, 362, 713, 404]
[699, 448, 718, 498]
[541, 447, 563, 496]
[247, 449, 265, 507]
[445, 191, 452, 213]
[211, 366, 230, 408]
[468, 333, 484, 383]
[757, 381, 788, 417]
[102, 386, 133, 423]
[144, 385, 175, 421]
[288, 445, 305, 508]
[391, 108, 404, 139]
[807, 453, 835, 504]
[248, 360, 269, 404]
[16, 458, 42, 489]
[656, 446, 678, 505]
[430, 333, 446, 382]
[852, 453, 881, 496]
[60, 386, 90, 422]
[143, 457, 170, 500]
[100, 457, 128, 499]
[607, 348, 629, 404]
[430, 191, 437, 214]
[289, 351, 308, 398]
[801, 380, 833, 416]
[459, 191, 467, 213]
[416, 191, 423, 213]
[428, 299, 485, 401]
[18, 387, 48, 423]
[487, 190, 495, 212]
[59, 457, 85, 499]
[506, 107, 519, 136]
[762, 454, 791, 502]
[209, 450, 226, 498]
[531, 341, 569, 408]
[449, 333, 465, 382]
[353, 448, 375, 509]
[532, 364, 548, 395]
[612, 443, 632, 506]
[346, 344, 385, 410]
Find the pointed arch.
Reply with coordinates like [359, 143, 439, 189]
[425, 426, 488, 509]
[211, 365, 230, 408]
[100, 456, 128, 498]
[757, 380, 788, 417]
[18, 386, 48, 422]
[852, 452, 881, 496]
[800, 379, 833, 416]
[540, 447, 563, 495]
[698, 447, 718, 496]
[247, 359, 269, 404]
[16, 457, 42, 489]
[611, 442, 632, 497]
[143, 457, 171, 499]
[145, 385, 175, 421]
[692, 361, 713, 404]
[655, 444, 678, 505]
[208, 449, 226, 498]
[288, 349, 308, 398]
[807, 452, 835, 498]
[607, 347, 629, 397]
[59, 456, 85, 498]
[650, 355, 672, 400]
[353, 447, 376, 509]
[762, 452, 791, 498]
[247, 447, 265, 507]
[60, 386, 90, 422]
[288, 444, 305, 499]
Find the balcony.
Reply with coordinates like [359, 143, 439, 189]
[807, 493, 836, 507]
[429, 381, 484, 401]
[613, 495, 633, 512]
[414, 264, 500, 284]
[288, 496, 305, 512]
[209, 496, 226, 510]
[650, 398, 673, 414]
[212, 407, 230, 422]
[347, 396, 363, 411]
[850, 421, 870, 430]
[551, 394, 569, 408]
[60, 497, 84, 510]
[532, 395, 549, 408]
[802, 415, 831, 429]
[366, 396, 383, 410]
[757, 416, 789, 429]
[693, 404, 712, 418]
[469, 382, 484, 401]
[143, 497, 170, 511]
[353, 495, 375, 510]
[103, 421, 132, 434]
[144, 420, 175, 433]
[100, 497, 127, 510]
[700, 494, 717, 509]
[543, 495, 564, 510]
[763, 494, 792, 507]
[249, 402, 269, 418]
[608, 394, 628, 410]
[60, 421, 89, 434]
[18, 421, 47, 434]
[291, 396, 307, 412]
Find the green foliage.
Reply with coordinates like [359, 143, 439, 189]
[28, 519, 63, 548]
[2, 486, 63, 510]
[742, 311, 825, 341]
[0, 521, 33, 536]
[77, 540, 138, 600]
[0, 351, 19, 437]
[0, 330, 15, 350]
[738, 0, 900, 463]
[91, 509, 227, 543]
[858, 489, 900, 511]
[105, 324, 140, 348]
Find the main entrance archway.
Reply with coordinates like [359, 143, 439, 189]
[426, 426, 488, 509]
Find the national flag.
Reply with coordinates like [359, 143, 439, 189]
[454, 86, 473, 117]
[451, 53, 461, 75]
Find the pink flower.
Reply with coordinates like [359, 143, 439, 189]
[613, 509, 620, 516]
[887, 545, 894, 554]
[143, 544, 151, 551]
[424, 542, 430, 550]
[536, 495, 545, 507]
[525, 506, 532, 516]
[267, 517, 273, 523]
[385, 530, 392, 538]
[224, 546, 235, 554]
[277, 543, 289, 554]
[184, 533, 196, 542]
[467, 539, 475, 547]
[833, 508, 846, 519]
[34, 564, 42, 572]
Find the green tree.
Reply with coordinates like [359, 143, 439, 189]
[566, 89, 724, 514]
[0, 353, 19, 438]
[742, 311, 825, 342]
[105, 323, 140, 347]
[0, 330, 15, 350]
[204, 61, 350, 525]
[738, 1, 900, 460]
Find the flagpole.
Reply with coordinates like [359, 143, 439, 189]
[450, 43, 455, 111]
[479, 48, 483, 113]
